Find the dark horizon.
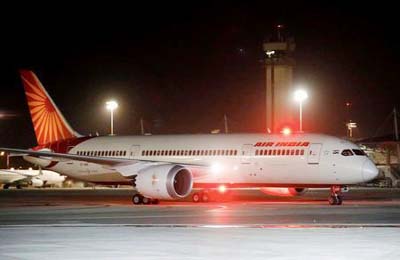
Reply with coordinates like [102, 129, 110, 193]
[1, 3, 399, 148]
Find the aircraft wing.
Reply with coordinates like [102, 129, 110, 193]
[0, 148, 209, 177]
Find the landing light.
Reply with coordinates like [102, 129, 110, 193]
[218, 185, 227, 193]
[281, 127, 292, 135]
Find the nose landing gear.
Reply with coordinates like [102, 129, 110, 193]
[328, 185, 343, 205]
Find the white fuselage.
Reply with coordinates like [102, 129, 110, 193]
[0, 169, 66, 187]
[24, 133, 378, 187]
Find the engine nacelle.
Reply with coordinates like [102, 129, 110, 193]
[135, 165, 193, 200]
[260, 187, 308, 197]
[30, 178, 44, 187]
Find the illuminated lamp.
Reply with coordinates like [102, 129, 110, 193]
[218, 185, 227, 194]
[281, 127, 292, 136]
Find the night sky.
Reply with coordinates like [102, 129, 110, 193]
[1, 3, 399, 148]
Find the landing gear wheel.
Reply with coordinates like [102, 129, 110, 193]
[336, 195, 343, 205]
[201, 192, 209, 203]
[151, 199, 159, 205]
[192, 192, 201, 203]
[3, 184, 10, 189]
[328, 195, 343, 205]
[328, 186, 343, 205]
[328, 195, 338, 205]
[132, 194, 143, 205]
[142, 197, 151, 205]
[16, 185, 22, 189]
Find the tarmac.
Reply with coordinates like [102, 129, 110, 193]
[1, 188, 399, 259]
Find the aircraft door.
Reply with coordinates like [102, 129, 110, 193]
[241, 144, 254, 164]
[130, 145, 141, 159]
[308, 143, 322, 164]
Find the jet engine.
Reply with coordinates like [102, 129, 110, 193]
[30, 178, 44, 187]
[134, 165, 193, 200]
[260, 187, 308, 197]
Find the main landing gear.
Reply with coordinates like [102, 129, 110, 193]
[328, 185, 343, 205]
[132, 194, 159, 205]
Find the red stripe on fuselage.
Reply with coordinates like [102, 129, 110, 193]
[32, 136, 95, 153]
[194, 183, 334, 189]
[46, 161, 59, 168]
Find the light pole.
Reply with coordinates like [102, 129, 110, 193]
[106, 100, 118, 135]
[294, 89, 308, 132]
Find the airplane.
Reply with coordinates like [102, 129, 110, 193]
[0, 167, 66, 189]
[0, 70, 379, 205]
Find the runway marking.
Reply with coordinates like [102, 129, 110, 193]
[1, 223, 400, 228]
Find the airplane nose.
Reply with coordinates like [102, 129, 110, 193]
[362, 159, 379, 182]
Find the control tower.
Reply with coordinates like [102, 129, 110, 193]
[263, 25, 296, 133]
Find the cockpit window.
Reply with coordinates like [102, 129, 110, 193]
[352, 149, 366, 156]
[341, 149, 354, 156]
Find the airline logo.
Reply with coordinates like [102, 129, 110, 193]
[20, 70, 76, 145]
[254, 142, 310, 147]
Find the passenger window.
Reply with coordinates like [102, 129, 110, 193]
[295, 150, 299, 155]
[341, 149, 354, 156]
[300, 150, 304, 156]
[234, 150, 237, 156]
[290, 150, 295, 155]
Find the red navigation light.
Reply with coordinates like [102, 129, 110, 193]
[218, 185, 227, 194]
[281, 127, 292, 135]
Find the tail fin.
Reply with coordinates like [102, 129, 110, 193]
[20, 70, 80, 145]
